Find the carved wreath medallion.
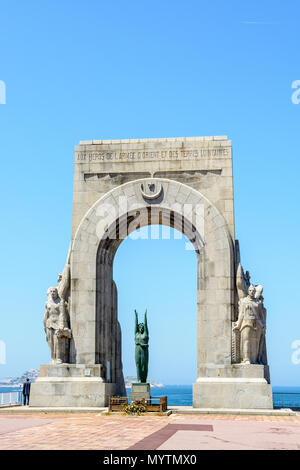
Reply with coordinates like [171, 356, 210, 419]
[140, 179, 163, 200]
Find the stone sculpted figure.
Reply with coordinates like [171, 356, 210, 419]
[233, 285, 266, 364]
[255, 285, 268, 365]
[44, 287, 72, 364]
[134, 309, 149, 383]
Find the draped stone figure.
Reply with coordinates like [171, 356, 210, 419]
[255, 285, 268, 365]
[232, 263, 250, 363]
[233, 284, 266, 364]
[44, 287, 72, 364]
[134, 310, 149, 383]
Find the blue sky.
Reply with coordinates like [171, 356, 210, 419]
[0, 0, 299, 385]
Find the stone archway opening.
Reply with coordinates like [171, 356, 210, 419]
[111, 224, 198, 388]
[95, 206, 203, 395]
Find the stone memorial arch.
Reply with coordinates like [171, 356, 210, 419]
[31, 137, 273, 409]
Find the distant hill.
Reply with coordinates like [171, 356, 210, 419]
[0, 370, 163, 388]
[124, 376, 163, 388]
[0, 369, 39, 387]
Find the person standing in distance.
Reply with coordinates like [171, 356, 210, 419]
[22, 378, 31, 406]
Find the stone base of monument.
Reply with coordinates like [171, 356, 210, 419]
[193, 364, 273, 409]
[129, 383, 151, 402]
[29, 364, 116, 407]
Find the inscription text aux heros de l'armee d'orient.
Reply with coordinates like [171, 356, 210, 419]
[76, 147, 229, 163]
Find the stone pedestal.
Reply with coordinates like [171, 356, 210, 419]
[129, 383, 150, 402]
[193, 364, 273, 409]
[30, 364, 115, 407]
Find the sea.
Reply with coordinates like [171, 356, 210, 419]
[126, 385, 300, 409]
[0, 386, 22, 392]
[2, 385, 300, 409]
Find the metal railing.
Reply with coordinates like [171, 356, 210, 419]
[0, 390, 23, 407]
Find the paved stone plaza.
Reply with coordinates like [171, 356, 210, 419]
[0, 412, 299, 450]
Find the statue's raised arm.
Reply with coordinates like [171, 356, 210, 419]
[236, 264, 249, 300]
[144, 310, 149, 337]
[134, 309, 139, 335]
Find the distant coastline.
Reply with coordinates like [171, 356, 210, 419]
[1, 384, 300, 409]
[0, 370, 164, 389]
[125, 383, 163, 389]
[0, 369, 39, 388]
[0, 369, 298, 392]
[124, 376, 163, 388]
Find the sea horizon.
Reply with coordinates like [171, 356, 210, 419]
[1, 384, 300, 409]
[1, 384, 300, 390]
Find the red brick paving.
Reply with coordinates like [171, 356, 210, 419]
[0, 412, 299, 450]
[0, 417, 53, 435]
[128, 424, 213, 450]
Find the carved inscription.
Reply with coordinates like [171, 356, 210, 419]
[76, 148, 229, 163]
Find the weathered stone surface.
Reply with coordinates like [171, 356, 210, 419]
[193, 379, 273, 409]
[129, 383, 151, 402]
[30, 380, 116, 407]
[30, 364, 115, 407]
[39, 363, 104, 378]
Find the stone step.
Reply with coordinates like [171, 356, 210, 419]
[168, 406, 297, 416]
